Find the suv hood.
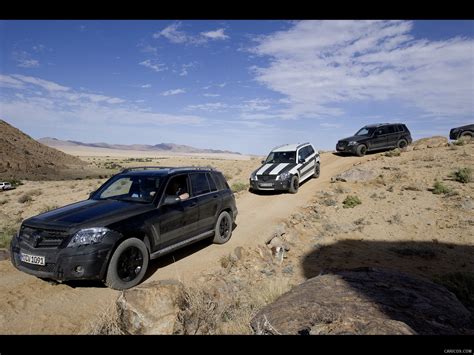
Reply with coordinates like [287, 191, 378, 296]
[23, 199, 154, 230]
[338, 135, 369, 143]
[254, 162, 298, 176]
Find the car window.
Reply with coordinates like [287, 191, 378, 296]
[213, 172, 228, 190]
[306, 145, 315, 156]
[207, 172, 218, 192]
[386, 125, 396, 134]
[266, 151, 296, 164]
[165, 174, 189, 199]
[96, 176, 160, 203]
[190, 173, 211, 196]
[298, 147, 308, 162]
[355, 127, 375, 136]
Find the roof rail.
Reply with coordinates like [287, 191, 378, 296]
[120, 166, 174, 173]
[121, 166, 215, 173]
[296, 142, 310, 149]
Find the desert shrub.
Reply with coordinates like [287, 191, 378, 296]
[18, 193, 33, 204]
[0, 226, 18, 248]
[434, 272, 474, 314]
[0, 198, 8, 205]
[452, 168, 472, 184]
[432, 181, 452, 195]
[453, 137, 471, 146]
[231, 182, 248, 193]
[342, 195, 361, 208]
[84, 303, 124, 335]
[6, 179, 23, 187]
[29, 189, 42, 196]
[40, 205, 59, 213]
[384, 148, 401, 157]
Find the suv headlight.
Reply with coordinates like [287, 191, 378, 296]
[276, 171, 291, 181]
[250, 172, 258, 181]
[67, 227, 110, 247]
[347, 141, 358, 146]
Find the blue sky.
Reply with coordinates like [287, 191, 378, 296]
[0, 20, 473, 155]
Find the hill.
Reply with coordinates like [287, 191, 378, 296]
[0, 120, 87, 180]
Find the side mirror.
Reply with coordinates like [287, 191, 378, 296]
[261, 160, 265, 164]
[300, 158, 306, 164]
[163, 196, 180, 205]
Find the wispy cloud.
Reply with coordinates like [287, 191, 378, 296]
[160, 88, 186, 96]
[140, 84, 152, 88]
[139, 59, 167, 72]
[0, 74, 205, 129]
[203, 93, 220, 97]
[251, 20, 474, 119]
[179, 62, 195, 76]
[154, 22, 230, 45]
[186, 102, 229, 112]
[13, 50, 40, 68]
[201, 28, 229, 40]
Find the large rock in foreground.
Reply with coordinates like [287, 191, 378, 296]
[251, 268, 473, 335]
[331, 167, 377, 183]
[116, 280, 184, 335]
[412, 136, 448, 150]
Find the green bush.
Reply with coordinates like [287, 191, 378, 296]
[342, 195, 362, 208]
[18, 193, 33, 204]
[6, 179, 23, 187]
[231, 182, 249, 193]
[452, 168, 472, 184]
[432, 181, 451, 195]
[0, 226, 18, 248]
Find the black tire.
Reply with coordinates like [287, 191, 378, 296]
[460, 131, 473, 138]
[105, 238, 149, 290]
[313, 162, 320, 178]
[397, 139, 408, 149]
[356, 144, 367, 157]
[213, 211, 233, 244]
[288, 175, 299, 194]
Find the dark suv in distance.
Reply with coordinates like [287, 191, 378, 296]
[449, 124, 474, 140]
[10, 167, 238, 290]
[336, 123, 412, 156]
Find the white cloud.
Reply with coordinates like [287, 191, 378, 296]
[252, 20, 474, 119]
[141, 84, 152, 88]
[154, 22, 229, 45]
[0, 74, 205, 129]
[186, 102, 229, 112]
[201, 28, 229, 40]
[153, 22, 189, 44]
[161, 88, 186, 96]
[11, 74, 70, 92]
[13, 51, 40, 68]
[139, 59, 167, 72]
[179, 62, 195, 76]
[320, 122, 342, 128]
[203, 93, 220, 97]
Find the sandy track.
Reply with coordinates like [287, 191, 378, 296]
[0, 152, 365, 334]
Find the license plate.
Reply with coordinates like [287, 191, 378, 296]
[259, 183, 273, 187]
[338, 147, 345, 150]
[20, 252, 45, 266]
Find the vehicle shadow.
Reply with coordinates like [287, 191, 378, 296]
[249, 177, 313, 196]
[301, 239, 474, 333]
[331, 150, 382, 157]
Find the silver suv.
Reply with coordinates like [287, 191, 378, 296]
[249, 143, 320, 193]
[0, 182, 12, 191]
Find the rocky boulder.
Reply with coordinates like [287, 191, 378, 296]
[251, 267, 473, 335]
[116, 279, 184, 335]
[412, 136, 448, 150]
[331, 167, 377, 183]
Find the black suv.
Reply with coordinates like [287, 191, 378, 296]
[10, 167, 238, 290]
[449, 124, 474, 140]
[336, 123, 412, 156]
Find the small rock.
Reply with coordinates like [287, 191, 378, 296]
[282, 265, 294, 275]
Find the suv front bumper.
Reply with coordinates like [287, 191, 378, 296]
[250, 178, 290, 191]
[10, 235, 114, 282]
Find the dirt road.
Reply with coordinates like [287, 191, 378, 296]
[0, 152, 365, 334]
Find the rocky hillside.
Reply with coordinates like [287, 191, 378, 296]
[0, 120, 87, 180]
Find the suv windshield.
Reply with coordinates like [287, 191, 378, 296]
[93, 175, 161, 203]
[265, 151, 296, 164]
[355, 127, 375, 136]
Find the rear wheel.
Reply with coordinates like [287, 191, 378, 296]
[356, 144, 367, 157]
[460, 131, 473, 138]
[288, 175, 299, 194]
[105, 238, 149, 290]
[313, 162, 320, 178]
[213, 211, 233, 244]
[397, 139, 408, 149]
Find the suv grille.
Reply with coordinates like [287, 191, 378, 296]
[20, 227, 68, 249]
[337, 141, 348, 148]
[259, 175, 275, 182]
[20, 261, 57, 273]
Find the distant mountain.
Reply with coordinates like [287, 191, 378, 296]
[38, 137, 241, 155]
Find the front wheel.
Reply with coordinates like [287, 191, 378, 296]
[356, 144, 367, 157]
[313, 162, 320, 178]
[213, 211, 233, 244]
[288, 175, 299, 194]
[105, 238, 149, 290]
